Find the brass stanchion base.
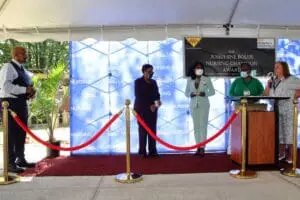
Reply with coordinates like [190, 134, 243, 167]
[281, 168, 300, 177]
[0, 175, 20, 185]
[229, 169, 257, 179]
[115, 173, 143, 183]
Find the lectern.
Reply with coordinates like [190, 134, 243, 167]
[229, 96, 290, 165]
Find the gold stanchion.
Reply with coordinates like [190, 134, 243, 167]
[281, 99, 300, 177]
[230, 98, 257, 179]
[0, 101, 20, 185]
[115, 99, 143, 183]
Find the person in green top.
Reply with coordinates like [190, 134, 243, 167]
[227, 63, 264, 156]
[229, 63, 264, 97]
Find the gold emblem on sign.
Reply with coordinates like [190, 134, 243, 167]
[186, 37, 201, 47]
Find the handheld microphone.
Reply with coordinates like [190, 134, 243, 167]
[266, 72, 274, 88]
[267, 72, 274, 79]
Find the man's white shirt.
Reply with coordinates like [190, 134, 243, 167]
[0, 59, 32, 98]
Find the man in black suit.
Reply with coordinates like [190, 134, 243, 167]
[134, 64, 161, 158]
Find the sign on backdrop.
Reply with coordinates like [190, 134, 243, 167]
[184, 37, 275, 77]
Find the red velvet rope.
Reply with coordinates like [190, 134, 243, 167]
[11, 111, 122, 151]
[134, 111, 238, 151]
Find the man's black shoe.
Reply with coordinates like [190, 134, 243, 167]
[8, 164, 25, 173]
[138, 152, 147, 158]
[15, 158, 36, 168]
[148, 153, 159, 158]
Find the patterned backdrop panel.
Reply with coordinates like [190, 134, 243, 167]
[70, 38, 227, 154]
[70, 38, 300, 155]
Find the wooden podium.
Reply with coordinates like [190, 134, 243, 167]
[230, 96, 289, 165]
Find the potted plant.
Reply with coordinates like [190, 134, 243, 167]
[30, 62, 67, 157]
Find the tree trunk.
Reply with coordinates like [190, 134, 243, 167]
[47, 140, 61, 158]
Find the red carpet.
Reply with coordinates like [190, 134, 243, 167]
[21, 151, 300, 176]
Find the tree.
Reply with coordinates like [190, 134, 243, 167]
[0, 40, 69, 137]
[30, 62, 67, 142]
[0, 40, 14, 67]
[0, 39, 69, 72]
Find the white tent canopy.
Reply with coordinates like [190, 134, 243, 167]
[1, 0, 300, 41]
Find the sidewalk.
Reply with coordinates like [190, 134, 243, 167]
[0, 172, 300, 200]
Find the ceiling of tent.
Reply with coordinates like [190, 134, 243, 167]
[0, 0, 300, 41]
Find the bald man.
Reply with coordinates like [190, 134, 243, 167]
[0, 46, 36, 173]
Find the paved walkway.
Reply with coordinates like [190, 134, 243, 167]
[0, 172, 300, 200]
[1, 128, 300, 199]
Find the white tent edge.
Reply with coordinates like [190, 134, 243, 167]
[1, 24, 300, 42]
[2, 0, 300, 42]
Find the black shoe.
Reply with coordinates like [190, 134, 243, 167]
[138, 152, 147, 158]
[148, 153, 159, 158]
[15, 158, 36, 168]
[8, 164, 25, 173]
[194, 148, 205, 156]
[199, 148, 205, 156]
[194, 148, 201, 156]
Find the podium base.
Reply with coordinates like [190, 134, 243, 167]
[281, 168, 300, 177]
[115, 173, 143, 183]
[0, 175, 20, 185]
[229, 169, 257, 179]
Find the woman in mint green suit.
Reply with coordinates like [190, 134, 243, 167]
[185, 62, 215, 156]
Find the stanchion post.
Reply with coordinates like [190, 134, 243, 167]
[125, 99, 131, 179]
[281, 98, 300, 177]
[115, 99, 143, 183]
[230, 98, 257, 179]
[0, 101, 19, 185]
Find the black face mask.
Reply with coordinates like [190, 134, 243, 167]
[149, 72, 154, 79]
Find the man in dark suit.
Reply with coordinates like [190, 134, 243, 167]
[134, 64, 161, 158]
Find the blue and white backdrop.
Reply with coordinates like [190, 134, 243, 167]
[70, 38, 300, 155]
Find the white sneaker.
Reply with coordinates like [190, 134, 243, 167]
[279, 154, 286, 161]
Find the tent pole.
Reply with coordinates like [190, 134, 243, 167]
[0, 0, 10, 17]
[228, 0, 240, 24]
[224, 0, 240, 35]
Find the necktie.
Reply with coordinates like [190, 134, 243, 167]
[20, 64, 25, 72]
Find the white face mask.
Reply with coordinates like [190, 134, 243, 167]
[240, 71, 248, 78]
[195, 69, 203, 76]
